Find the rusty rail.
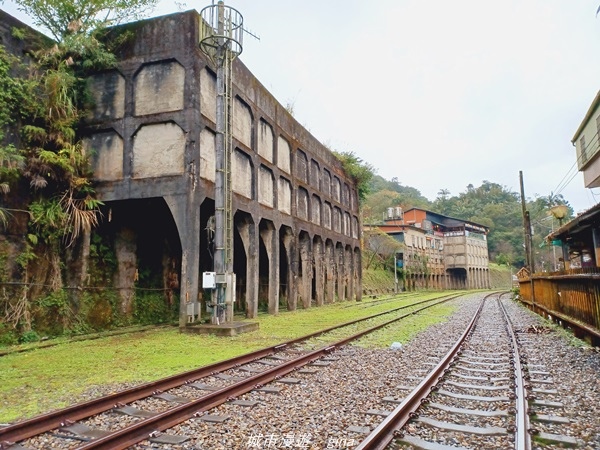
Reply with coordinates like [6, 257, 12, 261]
[77, 295, 461, 449]
[498, 296, 531, 450]
[1, 294, 460, 446]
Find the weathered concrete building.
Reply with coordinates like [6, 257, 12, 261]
[404, 208, 490, 289]
[369, 207, 489, 290]
[83, 10, 362, 325]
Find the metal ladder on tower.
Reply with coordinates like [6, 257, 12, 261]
[223, 45, 234, 273]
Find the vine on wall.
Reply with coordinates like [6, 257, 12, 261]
[0, 3, 152, 340]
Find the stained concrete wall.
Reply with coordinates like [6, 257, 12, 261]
[278, 178, 292, 214]
[199, 128, 216, 182]
[133, 123, 185, 178]
[82, 10, 362, 325]
[258, 120, 274, 163]
[134, 61, 185, 116]
[277, 137, 291, 173]
[258, 166, 274, 207]
[87, 71, 126, 120]
[233, 149, 252, 198]
[233, 97, 252, 149]
[200, 69, 216, 124]
[83, 131, 124, 180]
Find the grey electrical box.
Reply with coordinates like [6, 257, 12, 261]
[202, 271, 216, 289]
[215, 273, 227, 284]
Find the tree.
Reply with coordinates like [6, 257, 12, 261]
[433, 188, 451, 215]
[363, 228, 403, 270]
[4, 0, 160, 247]
[1, 0, 155, 334]
[0, 46, 30, 226]
[12, 0, 158, 41]
[365, 175, 431, 221]
[332, 150, 375, 204]
[363, 189, 403, 223]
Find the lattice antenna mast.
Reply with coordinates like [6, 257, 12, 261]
[200, 1, 242, 324]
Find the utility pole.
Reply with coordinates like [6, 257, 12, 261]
[519, 171, 536, 309]
[519, 171, 535, 273]
[394, 253, 398, 294]
[200, 2, 243, 324]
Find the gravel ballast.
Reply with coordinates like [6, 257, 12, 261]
[15, 293, 600, 449]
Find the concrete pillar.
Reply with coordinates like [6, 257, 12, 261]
[237, 220, 259, 318]
[336, 244, 345, 301]
[260, 223, 279, 315]
[165, 194, 200, 328]
[114, 227, 137, 317]
[299, 235, 312, 308]
[325, 242, 335, 303]
[345, 246, 354, 302]
[65, 228, 91, 314]
[313, 238, 324, 306]
[354, 247, 362, 301]
[281, 227, 296, 311]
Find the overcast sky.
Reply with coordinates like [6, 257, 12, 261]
[3, 0, 600, 214]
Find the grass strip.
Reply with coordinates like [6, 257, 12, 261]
[0, 291, 462, 422]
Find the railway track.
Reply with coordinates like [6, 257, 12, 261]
[3, 292, 582, 450]
[0, 293, 460, 450]
[356, 292, 578, 450]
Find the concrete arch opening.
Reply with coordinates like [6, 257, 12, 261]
[234, 211, 256, 317]
[95, 198, 181, 319]
[447, 268, 467, 289]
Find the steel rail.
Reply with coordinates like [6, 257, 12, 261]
[76, 294, 461, 449]
[0, 346, 274, 443]
[498, 297, 532, 450]
[1, 294, 461, 444]
[354, 292, 495, 450]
